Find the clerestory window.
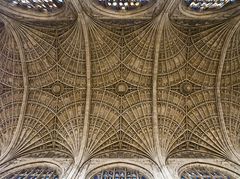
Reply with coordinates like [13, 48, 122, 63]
[97, 0, 150, 10]
[92, 168, 147, 179]
[181, 166, 233, 179]
[184, 0, 236, 11]
[6, 167, 59, 179]
[7, 0, 64, 12]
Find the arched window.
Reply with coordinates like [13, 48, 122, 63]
[6, 167, 59, 179]
[7, 0, 64, 12]
[184, 0, 236, 11]
[181, 166, 234, 179]
[92, 168, 147, 179]
[97, 0, 150, 11]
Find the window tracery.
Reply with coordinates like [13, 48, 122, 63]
[97, 0, 150, 10]
[181, 166, 233, 179]
[184, 0, 236, 11]
[92, 168, 147, 179]
[6, 167, 59, 179]
[7, 0, 64, 12]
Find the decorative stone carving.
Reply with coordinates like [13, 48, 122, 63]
[171, 80, 202, 96]
[106, 80, 138, 96]
[180, 81, 194, 95]
[42, 81, 73, 97]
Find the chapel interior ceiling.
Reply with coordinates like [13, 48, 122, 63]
[0, 0, 240, 177]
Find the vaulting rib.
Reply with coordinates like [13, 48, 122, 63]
[0, 16, 29, 164]
[152, 1, 178, 178]
[215, 18, 240, 164]
[62, 13, 92, 178]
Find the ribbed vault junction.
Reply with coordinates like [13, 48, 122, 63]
[0, 0, 240, 178]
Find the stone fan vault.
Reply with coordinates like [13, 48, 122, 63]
[0, 0, 240, 178]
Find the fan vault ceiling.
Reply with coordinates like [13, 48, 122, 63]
[0, 0, 240, 178]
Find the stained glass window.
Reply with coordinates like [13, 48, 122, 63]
[181, 166, 233, 179]
[184, 0, 236, 11]
[6, 167, 59, 179]
[7, 0, 64, 12]
[92, 167, 147, 179]
[97, 0, 150, 10]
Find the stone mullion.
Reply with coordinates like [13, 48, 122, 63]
[0, 16, 29, 165]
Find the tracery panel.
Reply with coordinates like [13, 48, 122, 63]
[187, 22, 232, 86]
[121, 20, 155, 87]
[0, 90, 23, 158]
[0, 21, 23, 88]
[58, 21, 87, 87]
[86, 90, 121, 157]
[180, 165, 234, 179]
[121, 90, 154, 158]
[89, 19, 154, 88]
[7, 89, 83, 158]
[186, 90, 226, 158]
[5, 167, 59, 179]
[0, 19, 27, 163]
[221, 25, 240, 87]
[87, 88, 153, 158]
[157, 90, 186, 157]
[6, 0, 64, 13]
[89, 19, 121, 88]
[97, 0, 150, 11]
[17, 24, 58, 88]
[56, 90, 86, 156]
[184, 0, 236, 11]
[220, 89, 240, 155]
[13, 90, 58, 158]
[157, 21, 187, 87]
[92, 167, 148, 179]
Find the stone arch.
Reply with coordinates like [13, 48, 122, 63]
[178, 162, 240, 179]
[86, 162, 154, 179]
[0, 159, 63, 178]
